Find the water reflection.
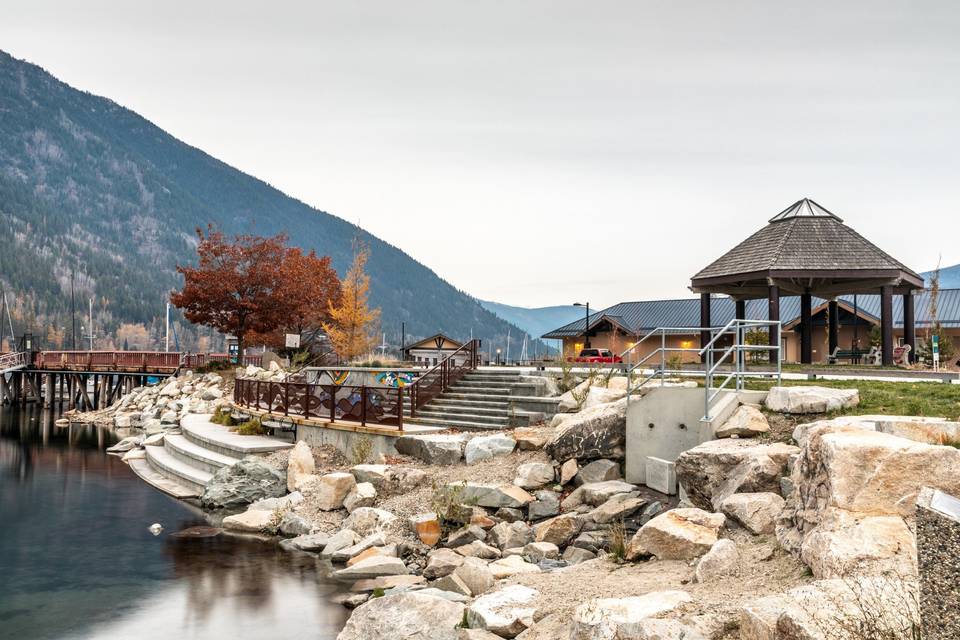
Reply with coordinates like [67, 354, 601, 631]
[0, 406, 348, 640]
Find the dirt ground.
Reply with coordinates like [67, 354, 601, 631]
[508, 527, 812, 638]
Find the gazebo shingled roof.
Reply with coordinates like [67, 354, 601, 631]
[690, 198, 924, 366]
[691, 198, 924, 298]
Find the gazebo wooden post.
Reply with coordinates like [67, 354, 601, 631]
[828, 300, 839, 359]
[903, 292, 916, 363]
[735, 299, 746, 320]
[699, 293, 712, 364]
[767, 285, 780, 364]
[881, 286, 894, 366]
[800, 293, 813, 364]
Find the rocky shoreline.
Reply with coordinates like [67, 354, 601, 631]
[75, 368, 958, 639]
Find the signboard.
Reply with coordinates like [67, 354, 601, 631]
[228, 342, 239, 364]
[285, 333, 301, 349]
[932, 335, 940, 371]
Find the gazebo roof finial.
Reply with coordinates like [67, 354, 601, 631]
[769, 197, 842, 223]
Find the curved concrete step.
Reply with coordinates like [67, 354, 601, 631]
[420, 404, 509, 417]
[146, 444, 212, 494]
[414, 410, 508, 425]
[181, 414, 292, 459]
[441, 392, 515, 402]
[128, 457, 200, 500]
[165, 433, 237, 475]
[430, 398, 510, 410]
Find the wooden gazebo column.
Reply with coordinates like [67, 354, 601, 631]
[699, 293, 711, 363]
[828, 300, 839, 359]
[800, 293, 813, 364]
[767, 285, 780, 363]
[735, 299, 746, 320]
[903, 292, 916, 363]
[881, 285, 894, 366]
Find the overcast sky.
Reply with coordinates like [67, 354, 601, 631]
[3, 1, 959, 309]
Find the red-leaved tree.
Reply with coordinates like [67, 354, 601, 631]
[170, 227, 289, 357]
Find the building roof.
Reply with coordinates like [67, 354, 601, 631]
[690, 198, 925, 296]
[541, 289, 960, 338]
[403, 333, 463, 350]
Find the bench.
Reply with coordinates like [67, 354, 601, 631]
[828, 346, 875, 365]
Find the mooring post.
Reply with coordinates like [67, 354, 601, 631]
[44, 374, 54, 408]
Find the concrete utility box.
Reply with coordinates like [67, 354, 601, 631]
[625, 386, 738, 487]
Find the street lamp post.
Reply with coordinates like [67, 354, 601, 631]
[574, 302, 591, 348]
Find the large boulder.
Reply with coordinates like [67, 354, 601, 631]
[311, 472, 357, 511]
[222, 508, 274, 533]
[466, 585, 539, 638]
[200, 456, 286, 509]
[715, 405, 770, 438]
[582, 386, 626, 410]
[627, 508, 726, 561]
[778, 422, 960, 578]
[342, 507, 396, 536]
[336, 592, 466, 640]
[424, 548, 465, 579]
[351, 464, 390, 485]
[456, 483, 535, 509]
[395, 434, 468, 465]
[739, 577, 918, 640]
[333, 555, 409, 580]
[453, 557, 495, 596]
[720, 492, 785, 535]
[533, 513, 582, 547]
[765, 385, 859, 414]
[343, 482, 378, 513]
[487, 555, 542, 579]
[569, 591, 692, 640]
[465, 434, 516, 464]
[694, 539, 739, 583]
[286, 440, 316, 491]
[545, 398, 627, 462]
[675, 439, 799, 511]
[575, 459, 621, 485]
[513, 463, 555, 489]
[489, 521, 534, 550]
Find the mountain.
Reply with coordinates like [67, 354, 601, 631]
[923, 263, 960, 289]
[0, 50, 542, 353]
[479, 300, 582, 342]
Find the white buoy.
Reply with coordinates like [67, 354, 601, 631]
[149, 523, 163, 536]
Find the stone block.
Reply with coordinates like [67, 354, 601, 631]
[645, 456, 677, 495]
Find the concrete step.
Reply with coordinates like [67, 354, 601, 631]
[164, 433, 237, 475]
[146, 444, 212, 495]
[127, 457, 200, 500]
[461, 375, 523, 383]
[404, 416, 506, 431]
[181, 414, 292, 459]
[441, 392, 515, 403]
[430, 397, 510, 410]
[448, 385, 513, 396]
[413, 410, 508, 425]
[419, 403, 510, 417]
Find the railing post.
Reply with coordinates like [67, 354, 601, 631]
[776, 321, 782, 386]
[660, 329, 666, 386]
[398, 387, 404, 431]
[256, 380, 261, 410]
[284, 382, 290, 416]
[361, 386, 367, 426]
[329, 385, 336, 423]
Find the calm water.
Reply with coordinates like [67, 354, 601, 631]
[0, 406, 348, 640]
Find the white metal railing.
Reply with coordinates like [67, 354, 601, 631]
[620, 320, 781, 421]
[0, 351, 27, 372]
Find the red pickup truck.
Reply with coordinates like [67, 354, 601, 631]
[568, 348, 623, 364]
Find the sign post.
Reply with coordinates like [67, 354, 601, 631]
[932, 335, 940, 372]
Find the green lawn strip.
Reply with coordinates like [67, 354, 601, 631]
[743, 378, 960, 420]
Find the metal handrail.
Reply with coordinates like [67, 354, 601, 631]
[406, 338, 480, 416]
[620, 319, 782, 421]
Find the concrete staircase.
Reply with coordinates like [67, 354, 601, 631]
[404, 369, 526, 430]
[128, 414, 292, 500]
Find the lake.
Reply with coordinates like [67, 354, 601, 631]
[0, 405, 348, 640]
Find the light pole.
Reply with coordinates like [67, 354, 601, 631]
[574, 302, 590, 348]
[496, 348, 502, 366]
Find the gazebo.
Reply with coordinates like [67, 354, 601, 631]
[690, 198, 925, 366]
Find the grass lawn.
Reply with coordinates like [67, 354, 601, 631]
[744, 378, 960, 420]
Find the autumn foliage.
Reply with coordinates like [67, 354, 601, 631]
[323, 242, 380, 361]
[171, 227, 341, 356]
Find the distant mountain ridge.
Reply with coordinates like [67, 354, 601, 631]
[923, 263, 960, 289]
[479, 300, 582, 343]
[0, 49, 540, 352]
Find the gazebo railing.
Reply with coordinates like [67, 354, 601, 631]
[620, 319, 781, 421]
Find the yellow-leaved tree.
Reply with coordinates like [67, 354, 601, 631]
[324, 242, 380, 362]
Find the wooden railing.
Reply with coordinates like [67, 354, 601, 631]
[408, 338, 481, 417]
[233, 378, 405, 429]
[31, 351, 263, 372]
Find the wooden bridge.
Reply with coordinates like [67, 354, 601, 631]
[0, 350, 262, 410]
